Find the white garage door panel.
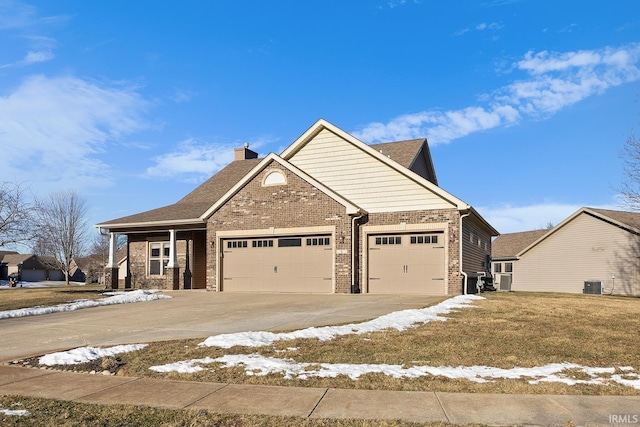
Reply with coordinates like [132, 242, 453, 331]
[222, 236, 333, 293]
[368, 233, 445, 295]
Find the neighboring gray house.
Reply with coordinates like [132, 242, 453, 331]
[97, 119, 498, 295]
[492, 207, 640, 296]
[2, 254, 64, 282]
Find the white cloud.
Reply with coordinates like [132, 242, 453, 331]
[146, 139, 236, 180]
[0, 74, 150, 190]
[146, 138, 269, 181]
[455, 22, 503, 36]
[0, 49, 54, 68]
[0, 0, 68, 30]
[476, 200, 622, 234]
[353, 43, 640, 144]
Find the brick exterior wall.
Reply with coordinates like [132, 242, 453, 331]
[362, 209, 464, 295]
[127, 235, 188, 290]
[119, 164, 489, 297]
[206, 160, 353, 292]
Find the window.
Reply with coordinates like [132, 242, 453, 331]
[263, 170, 286, 186]
[227, 240, 248, 249]
[252, 240, 273, 248]
[149, 242, 170, 275]
[306, 237, 331, 246]
[494, 263, 502, 273]
[505, 262, 513, 273]
[278, 238, 302, 247]
[410, 234, 439, 245]
[375, 236, 401, 245]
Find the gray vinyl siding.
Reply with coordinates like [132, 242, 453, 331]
[289, 129, 456, 213]
[462, 219, 492, 276]
[515, 213, 640, 296]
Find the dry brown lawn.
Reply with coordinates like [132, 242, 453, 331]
[0, 284, 107, 312]
[84, 292, 640, 396]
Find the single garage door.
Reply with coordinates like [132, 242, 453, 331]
[222, 235, 333, 292]
[368, 232, 445, 294]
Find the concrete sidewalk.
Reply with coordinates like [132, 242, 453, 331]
[1, 365, 638, 426]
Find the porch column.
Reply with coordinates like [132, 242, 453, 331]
[166, 229, 180, 290]
[104, 232, 119, 290]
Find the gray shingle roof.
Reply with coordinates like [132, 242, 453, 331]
[2, 253, 35, 265]
[492, 229, 548, 259]
[369, 139, 425, 168]
[588, 207, 640, 231]
[97, 139, 427, 229]
[97, 159, 262, 227]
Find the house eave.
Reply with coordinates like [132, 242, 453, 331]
[95, 218, 205, 232]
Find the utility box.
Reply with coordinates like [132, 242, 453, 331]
[583, 281, 603, 295]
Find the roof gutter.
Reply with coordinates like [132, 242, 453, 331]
[94, 218, 205, 230]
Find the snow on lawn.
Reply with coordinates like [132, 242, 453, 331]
[0, 290, 170, 319]
[149, 353, 640, 389]
[39, 344, 148, 366]
[200, 294, 484, 348]
[0, 408, 30, 416]
[0, 280, 86, 289]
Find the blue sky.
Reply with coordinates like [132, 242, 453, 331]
[1, 0, 640, 237]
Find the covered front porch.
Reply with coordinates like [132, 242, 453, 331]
[103, 229, 207, 290]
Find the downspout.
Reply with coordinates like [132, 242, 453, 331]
[351, 211, 365, 293]
[460, 211, 470, 295]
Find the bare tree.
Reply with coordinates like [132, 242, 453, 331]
[620, 129, 640, 211]
[0, 182, 35, 249]
[91, 232, 126, 260]
[34, 191, 90, 285]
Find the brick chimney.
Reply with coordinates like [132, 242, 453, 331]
[234, 142, 258, 161]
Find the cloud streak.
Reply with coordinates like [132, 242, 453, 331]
[146, 139, 237, 181]
[0, 74, 150, 190]
[145, 138, 269, 182]
[353, 43, 640, 144]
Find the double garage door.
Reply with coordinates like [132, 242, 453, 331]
[368, 232, 445, 295]
[221, 235, 333, 293]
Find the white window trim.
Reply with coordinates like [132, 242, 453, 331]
[149, 241, 171, 276]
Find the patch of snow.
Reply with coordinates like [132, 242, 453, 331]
[149, 353, 640, 389]
[0, 290, 170, 319]
[0, 280, 86, 289]
[0, 408, 30, 416]
[149, 357, 217, 374]
[38, 344, 148, 366]
[199, 294, 483, 348]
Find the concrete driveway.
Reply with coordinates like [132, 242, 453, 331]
[0, 291, 444, 362]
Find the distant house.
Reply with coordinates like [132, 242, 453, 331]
[0, 250, 18, 280]
[1, 254, 65, 282]
[96, 119, 498, 295]
[492, 207, 640, 296]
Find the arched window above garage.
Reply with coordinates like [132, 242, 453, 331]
[262, 170, 287, 186]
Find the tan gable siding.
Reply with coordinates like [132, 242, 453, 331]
[289, 129, 456, 213]
[515, 213, 640, 295]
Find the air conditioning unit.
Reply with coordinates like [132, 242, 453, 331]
[499, 275, 512, 291]
[583, 281, 603, 295]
